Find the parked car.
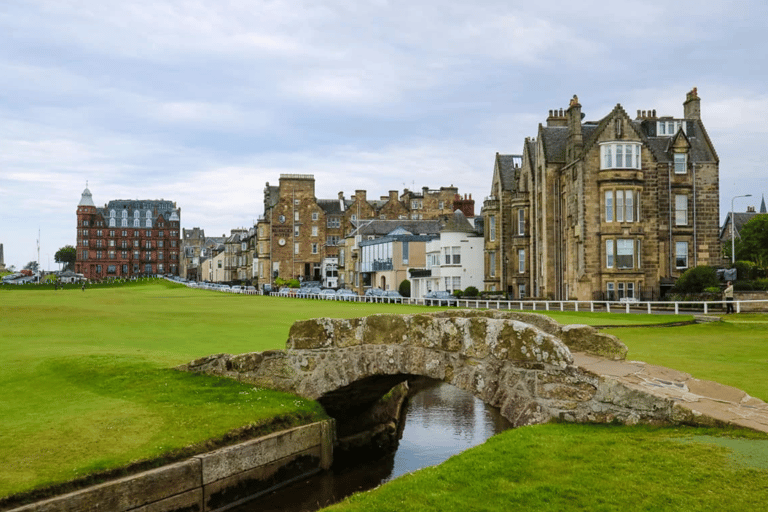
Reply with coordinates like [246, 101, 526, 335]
[318, 288, 336, 299]
[277, 287, 292, 296]
[297, 286, 322, 298]
[381, 290, 403, 303]
[364, 287, 385, 302]
[424, 290, 458, 306]
[335, 288, 358, 301]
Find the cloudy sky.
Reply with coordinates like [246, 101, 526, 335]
[2, 0, 766, 270]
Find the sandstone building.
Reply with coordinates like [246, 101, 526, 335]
[255, 174, 473, 289]
[483, 89, 720, 300]
[75, 186, 181, 280]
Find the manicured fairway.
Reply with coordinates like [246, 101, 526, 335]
[0, 281, 437, 498]
[325, 424, 768, 512]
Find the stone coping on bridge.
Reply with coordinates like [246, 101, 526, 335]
[573, 353, 768, 433]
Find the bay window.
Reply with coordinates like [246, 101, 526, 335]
[601, 142, 641, 170]
[605, 189, 639, 222]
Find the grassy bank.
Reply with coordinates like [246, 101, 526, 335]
[0, 281, 435, 498]
[326, 424, 768, 512]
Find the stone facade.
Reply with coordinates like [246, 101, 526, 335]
[485, 89, 720, 301]
[255, 175, 474, 290]
[75, 186, 181, 280]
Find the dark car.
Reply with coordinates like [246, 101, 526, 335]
[424, 290, 457, 306]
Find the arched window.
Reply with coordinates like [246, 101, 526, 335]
[146, 211, 152, 218]
[146, 219, 152, 228]
[110, 209, 116, 218]
[121, 219, 128, 227]
[134, 219, 139, 227]
[109, 218, 116, 227]
[134, 210, 140, 218]
[122, 210, 128, 218]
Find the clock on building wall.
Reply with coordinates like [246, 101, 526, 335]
[278, 215, 286, 223]
[278, 238, 286, 246]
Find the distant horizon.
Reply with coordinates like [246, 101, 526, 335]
[3, 1, 767, 268]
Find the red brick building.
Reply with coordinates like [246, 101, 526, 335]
[75, 185, 181, 280]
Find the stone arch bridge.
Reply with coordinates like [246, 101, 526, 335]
[179, 310, 711, 429]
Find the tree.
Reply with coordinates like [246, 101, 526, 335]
[24, 261, 39, 272]
[55, 245, 77, 271]
[735, 215, 768, 267]
[398, 279, 411, 298]
[672, 266, 719, 294]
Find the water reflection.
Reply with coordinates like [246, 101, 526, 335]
[234, 379, 512, 512]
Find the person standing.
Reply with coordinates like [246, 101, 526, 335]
[724, 281, 734, 314]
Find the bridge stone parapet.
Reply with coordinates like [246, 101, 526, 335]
[180, 311, 699, 428]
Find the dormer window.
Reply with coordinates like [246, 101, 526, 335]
[657, 120, 686, 136]
[600, 142, 641, 170]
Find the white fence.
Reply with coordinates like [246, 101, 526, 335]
[170, 279, 767, 314]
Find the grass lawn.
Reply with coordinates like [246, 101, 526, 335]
[325, 424, 768, 512]
[4, 281, 768, 509]
[0, 280, 437, 499]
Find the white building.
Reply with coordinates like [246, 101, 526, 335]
[410, 210, 484, 298]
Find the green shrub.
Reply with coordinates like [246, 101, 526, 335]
[704, 286, 722, 294]
[672, 266, 718, 294]
[463, 286, 479, 297]
[734, 260, 759, 281]
[398, 279, 411, 298]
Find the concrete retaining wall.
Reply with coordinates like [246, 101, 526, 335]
[7, 420, 334, 512]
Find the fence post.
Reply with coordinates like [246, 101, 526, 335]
[675, 302, 679, 315]
[560, 302, 564, 311]
[606, 302, 610, 313]
[625, 302, 630, 314]
[574, 301, 579, 312]
[590, 302, 594, 312]
[737, 301, 741, 314]
[545, 302, 550, 311]
[704, 302, 708, 314]
[647, 302, 651, 314]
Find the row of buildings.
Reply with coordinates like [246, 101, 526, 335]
[77, 89, 743, 300]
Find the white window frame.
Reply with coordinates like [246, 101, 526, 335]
[489, 216, 496, 241]
[489, 252, 496, 277]
[518, 249, 525, 273]
[600, 142, 641, 170]
[606, 240, 614, 268]
[675, 195, 688, 226]
[674, 153, 687, 174]
[518, 209, 525, 235]
[676, 241, 688, 269]
[311, 226, 318, 237]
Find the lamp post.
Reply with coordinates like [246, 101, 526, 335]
[731, 194, 752, 264]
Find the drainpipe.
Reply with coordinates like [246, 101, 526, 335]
[668, 163, 673, 277]
[693, 162, 697, 267]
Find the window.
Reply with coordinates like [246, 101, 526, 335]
[312, 243, 318, 254]
[121, 219, 128, 227]
[616, 239, 635, 269]
[158, 231, 163, 237]
[145, 241, 152, 249]
[453, 276, 461, 291]
[96, 265, 102, 273]
[134, 251, 140, 259]
[109, 218, 116, 227]
[294, 211, 300, 222]
[489, 216, 496, 241]
[82, 250, 89, 260]
[134, 219, 140, 227]
[451, 246, 460, 264]
[121, 230, 127, 237]
[605, 190, 639, 222]
[617, 282, 625, 300]
[108, 251, 116, 259]
[146, 264, 153, 273]
[411, 200, 422, 210]
[121, 251, 127, 258]
[489, 252, 496, 277]
[294, 243, 300, 255]
[133, 240, 139, 247]
[675, 195, 688, 226]
[311, 226, 318, 237]
[294, 199, 300, 206]
[402, 242, 409, 264]
[657, 120, 686, 136]
[518, 249, 525, 273]
[312, 212, 319, 221]
[327, 217, 340, 228]
[606, 240, 615, 268]
[518, 283, 526, 298]
[294, 226, 300, 237]
[518, 209, 525, 235]
[606, 282, 615, 300]
[97, 230, 102, 237]
[96, 251, 102, 259]
[158, 251, 163, 259]
[600, 142, 641, 169]
[110, 209, 116, 218]
[146, 230, 151, 237]
[674, 153, 687, 174]
[83, 220, 89, 227]
[122, 264, 128, 274]
[327, 236, 339, 246]
[439, 201, 444, 210]
[83, 240, 89, 247]
[350, 214, 357, 221]
[676, 241, 688, 269]
[145, 219, 151, 227]
[107, 265, 116, 274]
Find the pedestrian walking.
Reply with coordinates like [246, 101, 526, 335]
[724, 281, 734, 314]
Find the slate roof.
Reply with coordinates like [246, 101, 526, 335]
[642, 120, 717, 163]
[351, 219, 442, 237]
[441, 210, 478, 235]
[317, 199, 345, 215]
[496, 154, 521, 192]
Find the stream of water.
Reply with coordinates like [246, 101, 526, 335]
[232, 379, 513, 511]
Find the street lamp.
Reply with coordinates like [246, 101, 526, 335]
[731, 194, 752, 264]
